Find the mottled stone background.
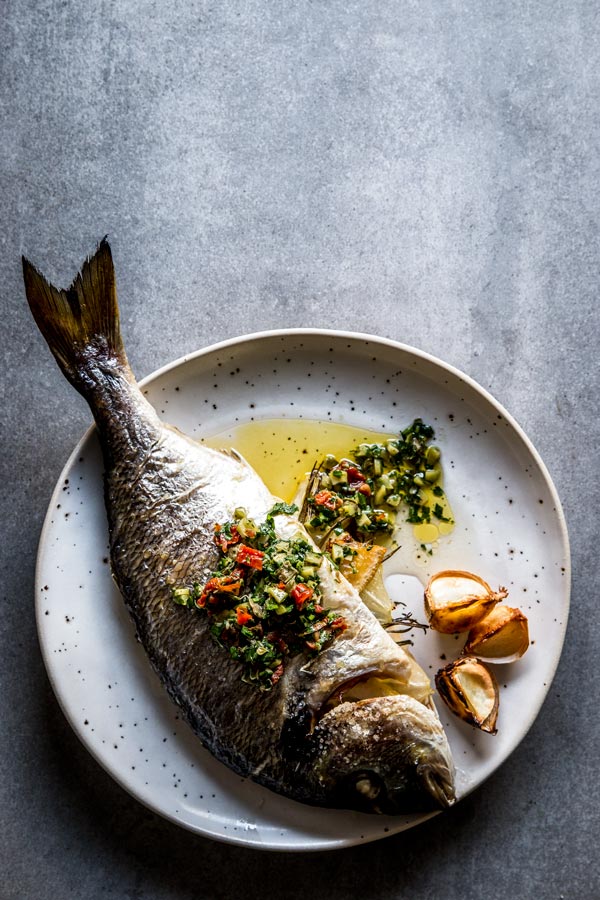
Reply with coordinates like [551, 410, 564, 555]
[1, 2, 598, 898]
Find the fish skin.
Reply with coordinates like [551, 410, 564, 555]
[23, 241, 455, 813]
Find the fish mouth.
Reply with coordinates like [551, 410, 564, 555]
[342, 766, 454, 814]
[310, 694, 456, 814]
[420, 767, 456, 809]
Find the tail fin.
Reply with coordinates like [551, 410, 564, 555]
[22, 238, 127, 393]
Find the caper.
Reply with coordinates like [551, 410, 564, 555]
[304, 552, 322, 566]
[172, 587, 191, 605]
[426, 446, 441, 465]
[330, 468, 348, 485]
[331, 543, 345, 562]
[322, 454, 339, 471]
[425, 465, 441, 483]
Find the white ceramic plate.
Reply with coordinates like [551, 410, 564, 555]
[36, 331, 570, 851]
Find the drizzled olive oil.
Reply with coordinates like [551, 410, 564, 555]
[202, 418, 454, 545]
[202, 419, 389, 502]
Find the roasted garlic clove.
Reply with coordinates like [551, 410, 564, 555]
[463, 604, 529, 663]
[424, 570, 508, 634]
[435, 656, 499, 734]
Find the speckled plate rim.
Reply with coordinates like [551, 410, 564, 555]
[35, 329, 571, 851]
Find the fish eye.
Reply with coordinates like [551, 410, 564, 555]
[353, 771, 382, 800]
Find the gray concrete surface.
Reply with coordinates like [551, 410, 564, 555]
[1, 1, 599, 898]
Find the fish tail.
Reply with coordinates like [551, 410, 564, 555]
[22, 238, 127, 396]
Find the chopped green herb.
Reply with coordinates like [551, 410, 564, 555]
[433, 503, 452, 523]
[267, 501, 298, 519]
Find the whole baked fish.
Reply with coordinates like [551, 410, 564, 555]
[23, 241, 455, 813]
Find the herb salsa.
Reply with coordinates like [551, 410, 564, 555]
[172, 503, 346, 691]
[302, 418, 453, 543]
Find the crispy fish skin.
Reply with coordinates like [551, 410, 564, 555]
[23, 241, 455, 813]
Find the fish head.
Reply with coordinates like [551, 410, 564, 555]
[309, 694, 455, 814]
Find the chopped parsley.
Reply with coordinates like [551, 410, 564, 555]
[433, 503, 451, 523]
[171, 503, 346, 691]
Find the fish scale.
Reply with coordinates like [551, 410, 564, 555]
[23, 239, 455, 814]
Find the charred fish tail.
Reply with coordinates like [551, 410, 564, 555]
[22, 238, 128, 397]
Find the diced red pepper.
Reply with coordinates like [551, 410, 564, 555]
[197, 574, 243, 608]
[346, 466, 366, 485]
[216, 575, 244, 593]
[313, 490, 343, 511]
[314, 604, 324, 614]
[236, 605, 253, 626]
[330, 616, 347, 633]
[271, 662, 285, 685]
[291, 583, 313, 608]
[236, 544, 265, 570]
[214, 523, 241, 553]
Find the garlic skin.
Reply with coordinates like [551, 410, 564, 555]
[463, 604, 529, 663]
[424, 570, 508, 634]
[435, 656, 499, 734]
